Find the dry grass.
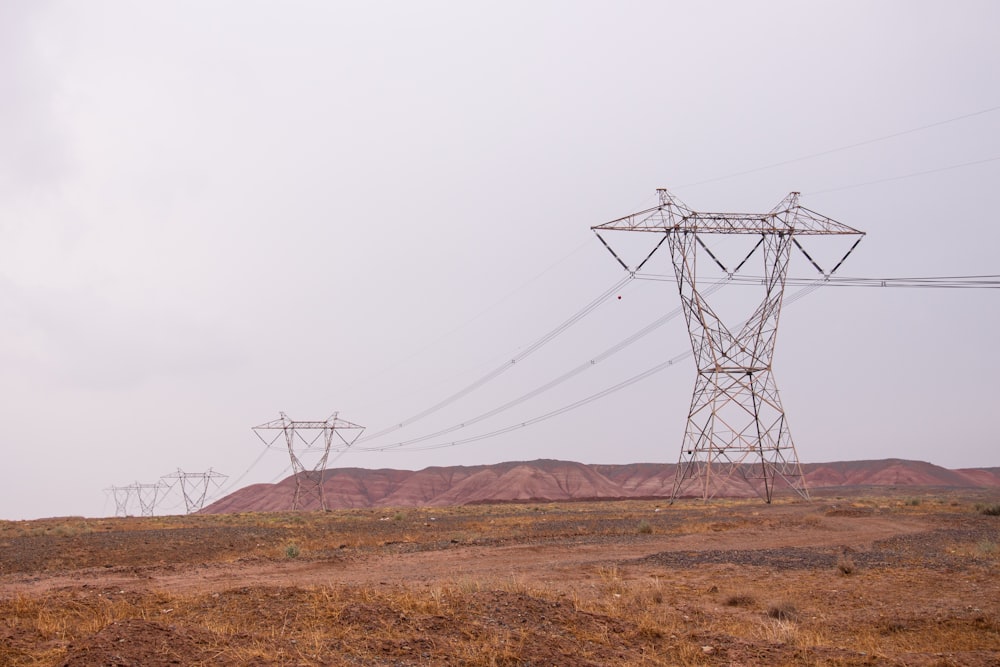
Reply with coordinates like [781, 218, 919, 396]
[2, 584, 691, 666]
[2, 494, 999, 665]
[979, 502, 1000, 516]
[4, 580, 995, 666]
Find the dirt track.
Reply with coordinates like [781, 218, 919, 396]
[2, 493, 999, 665]
[4, 509, 930, 596]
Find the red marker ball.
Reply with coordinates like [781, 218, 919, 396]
[617, 295, 622, 300]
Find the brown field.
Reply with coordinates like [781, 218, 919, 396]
[1, 489, 999, 666]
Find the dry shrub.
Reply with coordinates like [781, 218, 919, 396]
[724, 592, 756, 607]
[979, 502, 1000, 516]
[596, 565, 625, 595]
[767, 601, 797, 621]
[837, 553, 855, 575]
[649, 588, 664, 605]
[882, 619, 908, 634]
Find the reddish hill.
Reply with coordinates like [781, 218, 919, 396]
[954, 467, 1000, 486]
[592, 462, 676, 497]
[200, 458, 1000, 514]
[803, 459, 977, 488]
[431, 460, 627, 505]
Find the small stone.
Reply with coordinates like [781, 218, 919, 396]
[701, 645, 714, 654]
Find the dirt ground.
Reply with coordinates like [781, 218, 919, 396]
[1, 489, 998, 666]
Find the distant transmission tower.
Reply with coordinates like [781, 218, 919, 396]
[253, 412, 365, 511]
[133, 482, 167, 516]
[593, 189, 864, 502]
[106, 481, 167, 516]
[105, 485, 133, 517]
[162, 468, 228, 514]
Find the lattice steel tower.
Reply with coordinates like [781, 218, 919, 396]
[253, 412, 365, 511]
[162, 468, 228, 514]
[104, 481, 167, 516]
[593, 189, 863, 502]
[105, 485, 133, 517]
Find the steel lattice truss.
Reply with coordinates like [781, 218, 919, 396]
[161, 468, 228, 514]
[593, 189, 864, 502]
[105, 485, 132, 517]
[105, 482, 167, 516]
[134, 482, 166, 516]
[253, 412, 365, 511]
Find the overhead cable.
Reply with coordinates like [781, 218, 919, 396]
[806, 156, 1000, 195]
[358, 281, 826, 455]
[635, 273, 1000, 289]
[357, 275, 632, 444]
[674, 104, 1000, 189]
[353, 279, 729, 453]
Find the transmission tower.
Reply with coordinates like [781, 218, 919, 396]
[252, 412, 365, 511]
[133, 482, 167, 516]
[593, 189, 864, 503]
[105, 485, 133, 517]
[105, 481, 167, 516]
[161, 468, 228, 514]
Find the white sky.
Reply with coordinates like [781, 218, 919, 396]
[1, 1, 998, 520]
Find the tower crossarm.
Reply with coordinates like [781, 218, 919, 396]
[252, 413, 365, 432]
[592, 205, 681, 233]
[592, 189, 864, 237]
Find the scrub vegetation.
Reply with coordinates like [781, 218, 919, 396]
[1, 491, 998, 665]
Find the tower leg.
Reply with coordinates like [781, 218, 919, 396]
[292, 469, 329, 511]
[670, 368, 808, 502]
[285, 428, 332, 511]
[667, 230, 808, 503]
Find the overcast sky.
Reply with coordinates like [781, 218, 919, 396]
[1, 1, 998, 520]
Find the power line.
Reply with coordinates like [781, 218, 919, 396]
[205, 267, 996, 497]
[206, 444, 272, 504]
[345, 236, 597, 407]
[636, 273, 1000, 289]
[805, 156, 1000, 195]
[674, 104, 1000, 190]
[309, 271, 997, 459]
[362, 352, 688, 453]
[776, 274, 1000, 289]
[204, 225, 998, 500]
[201, 259, 998, 501]
[353, 280, 729, 453]
[359, 278, 829, 456]
[357, 275, 631, 444]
